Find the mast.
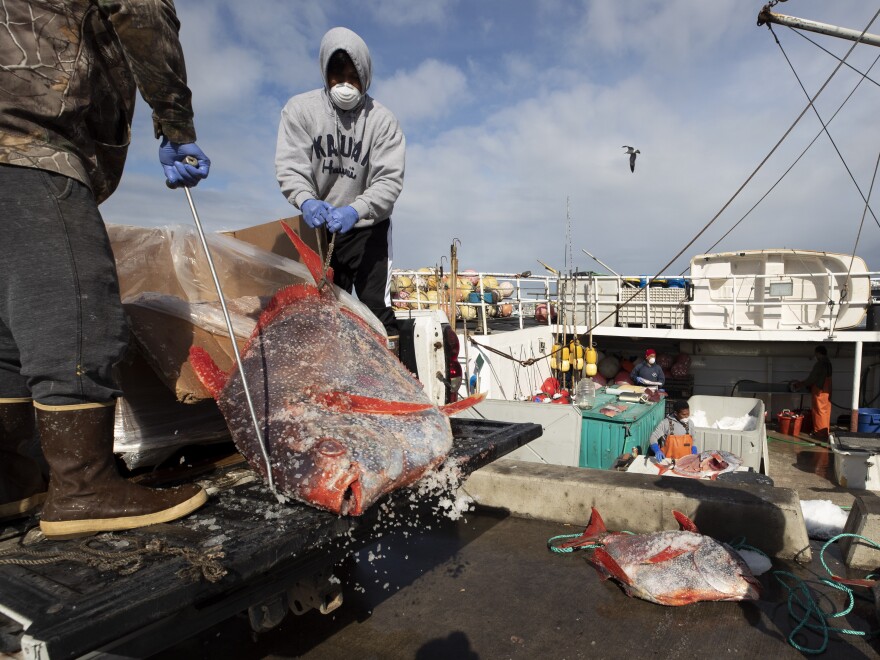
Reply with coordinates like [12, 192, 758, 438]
[758, 5, 880, 48]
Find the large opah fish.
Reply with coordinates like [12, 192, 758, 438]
[656, 450, 742, 480]
[558, 508, 761, 606]
[188, 222, 483, 516]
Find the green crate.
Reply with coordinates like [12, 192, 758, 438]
[579, 391, 666, 469]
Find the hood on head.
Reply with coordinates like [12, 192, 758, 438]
[319, 27, 372, 94]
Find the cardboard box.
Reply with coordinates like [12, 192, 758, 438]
[108, 218, 319, 403]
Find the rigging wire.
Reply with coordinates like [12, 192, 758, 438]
[792, 27, 880, 90]
[576, 7, 880, 340]
[699, 47, 880, 259]
[768, 23, 880, 231]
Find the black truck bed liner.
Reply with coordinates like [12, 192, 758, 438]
[0, 417, 541, 659]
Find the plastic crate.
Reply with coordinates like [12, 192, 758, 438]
[831, 432, 880, 490]
[617, 288, 686, 328]
[687, 395, 766, 472]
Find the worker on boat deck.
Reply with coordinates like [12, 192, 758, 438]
[0, 0, 209, 538]
[794, 345, 833, 440]
[275, 27, 406, 356]
[631, 349, 666, 388]
[649, 400, 699, 461]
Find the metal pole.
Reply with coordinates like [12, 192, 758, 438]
[182, 187, 276, 495]
[851, 340, 863, 432]
[758, 9, 880, 48]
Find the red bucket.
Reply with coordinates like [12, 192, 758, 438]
[777, 409, 804, 436]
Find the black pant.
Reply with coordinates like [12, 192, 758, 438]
[327, 219, 398, 336]
[0, 165, 128, 405]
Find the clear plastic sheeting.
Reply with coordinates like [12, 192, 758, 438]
[108, 224, 385, 338]
[106, 223, 386, 467]
[113, 347, 231, 469]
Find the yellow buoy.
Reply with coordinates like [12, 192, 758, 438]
[586, 346, 598, 365]
[585, 363, 598, 377]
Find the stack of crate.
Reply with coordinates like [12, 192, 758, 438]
[617, 288, 687, 328]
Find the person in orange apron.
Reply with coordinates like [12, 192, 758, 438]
[794, 345, 833, 440]
[649, 400, 699, 460]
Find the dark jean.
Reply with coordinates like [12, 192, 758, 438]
[327, 218, 398, 336]
[0, 165, 128, 405]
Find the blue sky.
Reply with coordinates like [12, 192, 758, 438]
[100, 1, 880, 276]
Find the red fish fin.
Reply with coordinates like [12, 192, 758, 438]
[253, 283, 320, 340]
[316, 390, 433, 415]
[188, 346, 229, 398]
[556, 508, 609, 550]
[583, 507, 608, 538]
[672, 510, 700, 533]
[440, 391, 487, 416]
[339, 307, 389, 346]
[656, 463, 672, 475]
[831, 576, 877, 589]
[645, 546, 690, 564]
[591, 547, 632, 585]
[281, 221, 333, 286]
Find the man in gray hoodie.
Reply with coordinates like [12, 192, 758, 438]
[276, 27, 406, 351]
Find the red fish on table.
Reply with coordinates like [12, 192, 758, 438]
[189, 222, 483, 515]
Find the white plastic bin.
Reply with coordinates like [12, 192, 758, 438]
[687, 395, 767, 473]
[830, 433, 880, 490]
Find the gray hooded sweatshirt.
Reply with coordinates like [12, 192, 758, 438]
[275, 27, 405, 228]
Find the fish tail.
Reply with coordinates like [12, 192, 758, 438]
[281, 221, 333, 286]
[439, 391, 487, 416]
[188, 346, 229, 398]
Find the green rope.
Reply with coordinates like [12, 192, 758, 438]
[772, 532, 880, 654]
[547, 530, 635, 554]
[767, 434, 821, 447]
[547, 533, 598, 554]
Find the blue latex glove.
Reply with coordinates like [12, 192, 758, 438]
[327, 206, 359, 234]
[691, 445, 699, 454]
[650, 443, 665, 461]
[159, 137, 210, 188]
[301, 199, 332, 228]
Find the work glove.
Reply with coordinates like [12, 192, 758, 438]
[301, 199, 332, 228]
[650, 443, 665, 461]
[159, 138, 210, 188]
[691, 445, 699, 455]
[327, 206, 359, 234]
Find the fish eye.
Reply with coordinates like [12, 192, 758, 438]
[316, 438, 345, 456]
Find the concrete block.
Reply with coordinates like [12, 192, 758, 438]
[459, 459, 811, 561]
[840, 495, 880, 571]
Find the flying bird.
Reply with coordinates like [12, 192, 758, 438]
[622, 145, 640, 173]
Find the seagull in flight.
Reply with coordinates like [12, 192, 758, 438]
[622, 145, 640, 173]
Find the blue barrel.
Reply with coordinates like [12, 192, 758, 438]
[857, 408, 880, 433]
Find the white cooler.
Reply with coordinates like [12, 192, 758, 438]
[830, 432, 880, 490]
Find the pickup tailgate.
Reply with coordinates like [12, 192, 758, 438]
[0, 417, 540, 660]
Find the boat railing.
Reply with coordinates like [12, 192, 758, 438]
[391, 268, 880, 334]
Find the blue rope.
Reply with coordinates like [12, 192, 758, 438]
[771, 532, 880, 654]
[547, 530, 635, 554]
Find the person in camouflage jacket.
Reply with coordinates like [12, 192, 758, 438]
[0, 0, 210, 539]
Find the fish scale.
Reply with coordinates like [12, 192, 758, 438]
[189, 224, 484, 516]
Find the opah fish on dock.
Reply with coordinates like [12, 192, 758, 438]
[557, 508, 761, 606]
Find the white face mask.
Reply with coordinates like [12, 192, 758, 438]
[679, 416, 689, 424]
[647, 357, 656, 365]
[330, 82, 362, 110]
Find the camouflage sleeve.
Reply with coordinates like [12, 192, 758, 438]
[96, 0, 197, 143]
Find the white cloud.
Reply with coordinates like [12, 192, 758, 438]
[373, 59, 468, 125]
[367, 0, 458, 27]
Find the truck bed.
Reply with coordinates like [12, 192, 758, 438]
[0, 417, 541, 660]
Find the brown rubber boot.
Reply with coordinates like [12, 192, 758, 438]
[0, 398, 47, 522]
[37, 403, 207, 539]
